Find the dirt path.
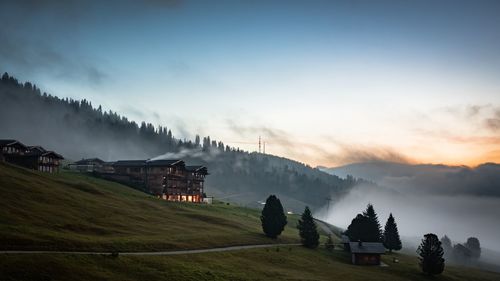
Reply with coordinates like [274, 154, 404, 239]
[0, 243, 301, 256]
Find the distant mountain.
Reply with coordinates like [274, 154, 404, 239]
[319, 161, 500, 197]
[0, 72, 362, 211]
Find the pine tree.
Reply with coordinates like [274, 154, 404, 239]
[297, 206, 320, 248]
[417, 233, 445, 275]
[363, 203, 382, 241]
[465, 237, 481, 259]
[383, 213, 402, 252]
[345, 213, 381, 242]
[325, 234, 335, 251]
[260, 195, 287, 239]
[440, 235, 452, 257]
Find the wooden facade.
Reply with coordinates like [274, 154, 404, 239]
[162, 165, 208, 203]
[349, 242, 385, 265]
[68, 158, 105, 172]
[0, 140, 64, 173]
[98, 159, 208, 203]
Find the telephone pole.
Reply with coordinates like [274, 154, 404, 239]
[258, 136, 261, 153]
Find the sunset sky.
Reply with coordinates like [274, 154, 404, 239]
[2, 0, 500, 167]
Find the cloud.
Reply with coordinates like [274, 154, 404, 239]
[0, 3, 106, 85]
[226, 121, 412, 166]
[0, 0, 182, 85]
[0, 30, 107, 84]
[332, 145, 411, 165]
[484, 109, 500, 132]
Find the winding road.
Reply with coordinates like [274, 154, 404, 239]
[0, 243, 300, 256]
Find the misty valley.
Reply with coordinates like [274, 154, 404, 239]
[2, 1, 500, 280]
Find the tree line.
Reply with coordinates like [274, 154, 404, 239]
[344, 203, 402, 252]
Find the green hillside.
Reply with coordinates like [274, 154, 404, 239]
[2, 246, 500, 281]
[1, 162, 500, 281]
[0, 162, 300, 251]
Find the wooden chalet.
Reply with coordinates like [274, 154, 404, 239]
[68, 158, 105, 172]
[349, 241, 385, 265]
[162, 165, 208, 203]
[0, 139, 27, 157]
[98, 159, 208, 203]
[0, 140, 64, 173]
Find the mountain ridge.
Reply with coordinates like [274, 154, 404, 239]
[0, 72, 362, 211]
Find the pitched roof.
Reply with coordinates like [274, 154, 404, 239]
[74, 158, 105, 165]
[24, 147, 63, 158]
[112, 160, 146, 167]
[42, 151, 64, 159]
[0, 139, 27, 149]
[146, 159, 184, 167]
[185, 165, 208, 174]
[0, 139, 19, 146]
[28, 146, 47, 153]
[349, 242, 385, 254]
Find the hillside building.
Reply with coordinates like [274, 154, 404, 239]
[96, 159, 208, 203]
[349, 241, 385, 265]
[0, 140, 64, 173]
[68, 158, 105, 172]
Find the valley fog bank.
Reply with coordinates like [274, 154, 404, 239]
[317, 182, 500, 253]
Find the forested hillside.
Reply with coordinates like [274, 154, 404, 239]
[0, 73, 363, 211]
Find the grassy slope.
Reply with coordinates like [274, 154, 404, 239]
[1, 162, 499, 281]
[0, 162, 300, 251]
[2, 249, 500, 281]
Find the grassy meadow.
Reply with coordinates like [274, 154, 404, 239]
[1, 162, 500, 281]
[0, 162, 301, 251]
[2, 247, 500, 281]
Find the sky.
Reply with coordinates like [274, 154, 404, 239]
[1, 0, 500, 167]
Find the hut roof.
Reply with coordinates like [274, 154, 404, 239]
[349, 242, 385, 254]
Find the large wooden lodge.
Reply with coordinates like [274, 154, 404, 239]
[0, 139, 64, 173]
[94, 159, 209, 203]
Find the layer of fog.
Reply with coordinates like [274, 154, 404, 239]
[316, 181, 500, 255]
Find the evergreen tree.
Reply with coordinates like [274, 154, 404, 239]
[465, 237, 481, 259]
[324, 234, 335, 251]
[345, 213, 380, 242]
[195, 135, 200, 147]
[260, 195, 287, 238]
[383, 213, 402, 252]
[453, 243, 472, 261]
[440, 235, 452, 257]
[363, 203, 382, 241]
[297, 206, 320, 248]
[417, 233, 445, 276]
